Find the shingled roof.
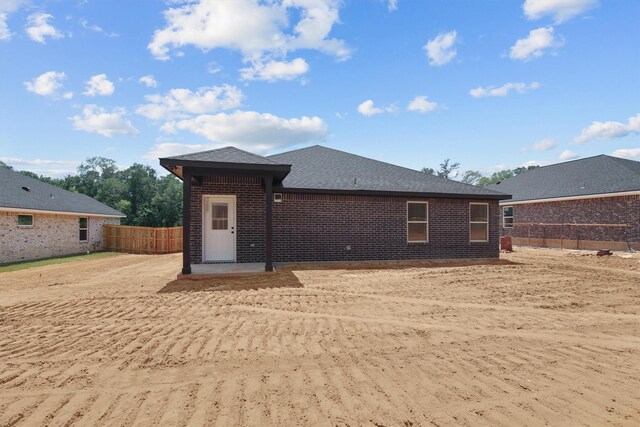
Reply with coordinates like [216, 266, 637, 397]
[166, 146, 282, 165]
[0, 167, 125, 217]
[268, 145, 507, 198]
[487, 155, 640, 202]
[161, 145, 509, 199]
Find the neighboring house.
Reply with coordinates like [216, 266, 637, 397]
[160, 145, 510, 274]
[488, 155, 640, 251]
[0, 167, 125, 264]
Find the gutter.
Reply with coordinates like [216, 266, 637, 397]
[499, 190, 640, 205]
[0, 207, 126, 218]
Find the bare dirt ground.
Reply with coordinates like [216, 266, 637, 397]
[1, 248, 639, 426]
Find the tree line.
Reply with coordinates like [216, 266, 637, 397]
[1, 158, 182, 227]
[422, 159, 539, 186]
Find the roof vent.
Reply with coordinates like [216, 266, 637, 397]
[22, 186, 31, 192]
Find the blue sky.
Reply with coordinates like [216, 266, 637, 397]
[1, 0, 639, 178]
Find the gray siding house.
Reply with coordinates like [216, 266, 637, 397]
[0, 167, 125, 264]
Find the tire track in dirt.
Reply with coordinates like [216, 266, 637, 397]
[1, 249, 639, 426]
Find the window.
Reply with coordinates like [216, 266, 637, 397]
[211, 203, 228, 230]
[407, 202, 428, 242]
[79, 217, 88, 241]
[18, 214, 33, 227]
[503, 206, 514, 228]
[274, 193, 283, 203]
[470, 203, 489, 242]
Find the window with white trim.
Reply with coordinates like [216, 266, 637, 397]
[470, 203, 489, 242]
[79, 217, 88, 241]
[18, 214, 33, 227]
[407, 202, 428, 242]
[503, 206, 514, 228]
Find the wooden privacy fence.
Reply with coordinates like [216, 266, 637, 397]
[514, 222, 631, 250]
[103, 225, 182, 254]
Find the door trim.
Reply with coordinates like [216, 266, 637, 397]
[202, 195, 237, 262]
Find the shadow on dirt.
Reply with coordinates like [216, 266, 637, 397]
[158, 270, 304, 293]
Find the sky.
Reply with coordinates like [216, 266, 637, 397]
[1, 0, 639, 179]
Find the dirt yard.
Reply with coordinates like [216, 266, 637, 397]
[1, 248, 639, 426]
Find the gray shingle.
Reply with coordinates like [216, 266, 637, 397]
[0, 167, 125, 217]
[487, 155, 640, 202]
[269, 145, 508, 198]
[165, 146, 281, 165]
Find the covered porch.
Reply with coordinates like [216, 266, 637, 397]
[159, 148, 291, 275]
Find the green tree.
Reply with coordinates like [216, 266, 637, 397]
[437, 158, 460, 179]
[151, 175, 183, 227]
[512, 165, 540, 175]
[0, 160, 13, 170]
[76, 157, 119, 198]
[477, 170, 515, 186]
[120, 163, 158, 226]
[461, 170, 483, 185]
[421, 167, 435, 175]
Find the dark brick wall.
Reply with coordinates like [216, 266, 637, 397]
[190, 176, 266, 263]
[191, 177, 501, 263]
[500, 195, 640, 244]
[272, 193, 500, 262]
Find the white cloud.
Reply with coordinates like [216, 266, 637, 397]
[84, 74, 115, 97]
[0, 157, 80, 167]
[357, 99, 396, 117]
[388, 0, 398, 12]
[424, 31, 457, 66]
[25, 13, 63, 43]
[139, 75, 158, 88]
[240, 58, 309, 82]
[470, 81, 541, 97]
[63, 91, 74, 100]
[207, 61, 222, 74]
[142, 142, 219, 160]
[0, 1, 26, 40]
[136, 85, 243, 121]
[574, 113, 640, 144]
[79, 17, 117, 37]
[510, 27, 561, 61]
[166, 111, 327, 152]
[611, 148, 640, 160]
[71, 105, 139, 137]
[24, 71, 66, 97]
[558, 149, 579, 161]
[523, 0, 598, 23]
[148, 0, 350, 67]
[0, 13, 10, 40]
[527, 138, 557, 151]
[407, 96, 438, 113]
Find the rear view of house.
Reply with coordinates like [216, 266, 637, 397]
[161, 145, 510, 274]
[0, 167, 125, 264]
[488, 155, 640, 251]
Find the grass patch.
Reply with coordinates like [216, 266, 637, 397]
[0, 252, 120, 273]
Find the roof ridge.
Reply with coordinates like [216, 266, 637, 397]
[604, 155, 640, 176]
[168, 145, 277, 163]
[267, 144, 322, 157]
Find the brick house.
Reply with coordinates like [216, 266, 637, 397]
[487, 155, 640, 251]
[160, 145, 510, 274]
[0, 167, 125, 264]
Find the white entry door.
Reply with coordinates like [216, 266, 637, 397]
[203, 196, 236, 261]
